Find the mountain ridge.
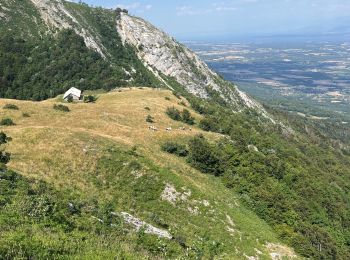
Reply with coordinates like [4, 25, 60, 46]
[1, 0, 268, 117]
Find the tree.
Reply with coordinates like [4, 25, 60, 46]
[83, 95, 97, 103]
[166, 107, 181, 121]
[181, 109, 195, 125]
[161, 142, 188, 157]
[0, 132, 11, 166]
[0, 118, 15, 126]
[146, 115, 155, 123]
[187, 135, 223, 176]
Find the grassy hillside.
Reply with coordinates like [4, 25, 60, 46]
[0, 88, 296, 259]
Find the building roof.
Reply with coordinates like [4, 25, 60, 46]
[63, 87, 82, 99]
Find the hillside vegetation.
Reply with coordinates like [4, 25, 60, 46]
[0, 1, 163, 100]
[0, 88, 295, 259]
[0, 0, 349, 259]
[180, 94, 350, 259]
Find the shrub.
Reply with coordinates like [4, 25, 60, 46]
[53, 104, 70, 112]
[3, 104, 18, 110]
[181, 109, 195, 125]
[187, 135, 223, 176]
[178, 101, 187, 107]
[172, 91, 181, 99]
[22, 113, 30, 118]
[161, 142, 188, 157]
[165, 97, 171, 101]
[144, 107, 151, 111]
[166, 107, 181, 121]
[0, 132, 11, 165]
[146, 115, 155, 123]
[0, 118, 15, 126]
[0, 151, 10, 164]
[83, 95, 97, 103]
[0, 132, 11, 144]
[166, 107, 195, 125]
[199, 117, 220, 132]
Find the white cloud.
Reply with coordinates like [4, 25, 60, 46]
[212, 3, 237, 12]
[177, 3, 238, 16]
[176, 6, 212, 16]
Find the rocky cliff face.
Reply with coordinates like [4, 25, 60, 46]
[30, 0, 107, 58]
[117, 12, 218, 98]
[116, 12, 270, 117]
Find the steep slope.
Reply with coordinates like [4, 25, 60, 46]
[30, 0, 107, 58]
[0, 0, 164, 100]
[0, 88, 296, 259]
[0, 0, 268, 117]
[116, 12, 265, 113]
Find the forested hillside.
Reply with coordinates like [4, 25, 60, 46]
[0, 30, 161, 100]
[0, 1, 163, 100]
[170, 93, 350, 259]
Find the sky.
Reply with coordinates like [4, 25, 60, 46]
[72, 0, 350, 41]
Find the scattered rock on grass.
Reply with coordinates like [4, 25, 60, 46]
[120, 212, 172, 239]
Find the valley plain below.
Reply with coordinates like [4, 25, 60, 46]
[189, 41, 350, 123]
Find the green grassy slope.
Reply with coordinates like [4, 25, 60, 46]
[0, 89, 297, 259]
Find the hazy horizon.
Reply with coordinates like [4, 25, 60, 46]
[71, 0, 350, 42]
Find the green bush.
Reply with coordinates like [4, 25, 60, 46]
[0, 132, 11, 165]
[181, 109, 195, 125]
[199, 117, 220, 132]
[166, 107, 195, 125]
[3, 104, 19, 110]
[0, 132, 11, 145]
[187, 135, 223, 176]
[22, 112, 30, 118]
[144, 107, 151, 111]
[161, 142, 188, 157]
[53, 104, 70, 112]
[146, 115, 155, 123]
[178, 101, 187, 107]
[0, 118, 15, 126]
[165, 97, 171, 101]
[172, 91, 181, 99]
[83, 95, 97, 103]
[166, 107, 181, 121]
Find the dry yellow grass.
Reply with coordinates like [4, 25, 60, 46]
[0, 88, 218, 191]
[0, 88, 297, 258]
